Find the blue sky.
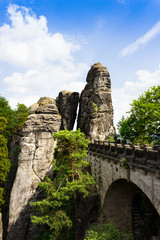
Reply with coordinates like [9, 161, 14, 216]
[0, 0, 160, 129]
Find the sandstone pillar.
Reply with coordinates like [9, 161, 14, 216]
[56, 90, 79, 130]
[77, 63, 115, 140]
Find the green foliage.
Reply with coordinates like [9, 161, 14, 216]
[117, 86, 160, 144]
[84, 223, 132, 240]
[31, 129, 95, 240]
[0, 96, 29, 142]
[106, 135, 115, 142]
[122, 158, 129, 169]
[91, 102, 99, 113]
[0, 117, 10, 208]
[0, 116, 7, 132]
[14, 103, 29, 131]
[0, 96, 28, 209]
[0, 96, 15, 142]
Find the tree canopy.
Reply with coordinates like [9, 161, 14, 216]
[0, 117, 10, 208]
[117, 86, 160, 144]
[0, 96, 29, 142]
[0, 96, 29, 208]
[31, 129, 95, 240]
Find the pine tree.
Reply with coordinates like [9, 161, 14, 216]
[31, 129, 95, 240]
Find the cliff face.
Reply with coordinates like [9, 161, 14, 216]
[77, 63, 115, 140]
[2, 130, 23, 240]
[56, 90, 79, 130]
[6, 97, 61, 240]
[0, 213, 2, 240]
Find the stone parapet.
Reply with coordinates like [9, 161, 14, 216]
[88, 140, 160, 172]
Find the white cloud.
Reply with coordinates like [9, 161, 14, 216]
[117, 0, 129, 4]
[0, 4, 80, 69]
[112, 65, 160, 130]
[66, 81, 85, 93]
[120, 21, 160, 56]
[4, 63, 87, 94]
[0, 4, 88, 107]
[8, 95, 40, 109]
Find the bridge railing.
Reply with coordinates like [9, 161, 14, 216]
[88, 140, 160, 172]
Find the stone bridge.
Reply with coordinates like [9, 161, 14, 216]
[87, 140, 160, 238]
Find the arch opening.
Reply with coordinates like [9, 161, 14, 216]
[100, 179, 160, 239]
[132, 190, 160, 240]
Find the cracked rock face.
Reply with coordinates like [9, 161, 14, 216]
[77, 63, 115, 140]
[56, 90, 79, 130]
[6, 97, 61, 240]
[0, 213, 2, 240]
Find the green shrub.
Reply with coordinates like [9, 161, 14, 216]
[84, 223, 132, 240]
[0, 96, 29, 142]
[106, 135, 115, 142]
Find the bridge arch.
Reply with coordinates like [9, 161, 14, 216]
[100, 179, 160, 239]
[99, 169, 160, 216]
[130, 171, 160, 215]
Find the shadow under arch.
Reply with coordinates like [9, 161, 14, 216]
[100, 179, 160, 240]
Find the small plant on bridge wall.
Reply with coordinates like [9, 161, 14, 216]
[84, 223, 133, 240]
[105, 135, 115, 142]
[121, 158, 129, 169]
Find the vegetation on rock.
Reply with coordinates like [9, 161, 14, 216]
[91, 102, 99, 113]
[118, 86, 160, 144]
[31, 129, 95, 240]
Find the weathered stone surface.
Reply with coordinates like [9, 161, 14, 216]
[2, 130, 23, 240]
[56, 90, 79, 130]
[6, 97, 61, 240]
[29, 97, 59, 114]
[0, 213, 2, 240]
[77, 62, 115, 140]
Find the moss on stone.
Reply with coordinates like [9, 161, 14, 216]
[91, 62, 104, 68]
[91, 102, 99, 113]
[38, 97, 55, 105]
[61, 90, 73, 95]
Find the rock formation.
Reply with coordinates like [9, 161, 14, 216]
[5, 63, 116, 239]
[77, 63, 115, 140]
[56, 90, 79, 130]
[6, 97, 61, 240]
[2, 130, 23, 240]
[0, 213, 2, 240]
